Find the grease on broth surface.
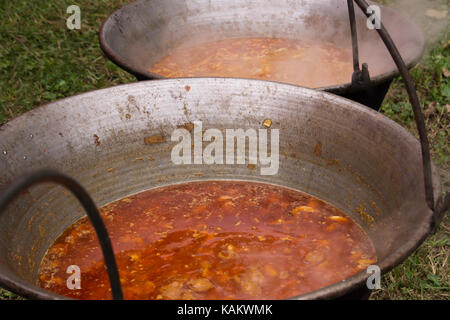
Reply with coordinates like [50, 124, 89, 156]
[38, 181, 376, 300]
[149, 38, 353, 88]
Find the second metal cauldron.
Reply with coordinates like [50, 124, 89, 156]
[99, 0, 425, 109]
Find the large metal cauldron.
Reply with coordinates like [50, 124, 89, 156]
[0, 78, 443, 299]
[99, 0, 425, 109]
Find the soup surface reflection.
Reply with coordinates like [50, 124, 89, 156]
[38, 181, 376, 300]
[149, 38, 353, 88]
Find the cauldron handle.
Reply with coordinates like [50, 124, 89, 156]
[347, 0, 372, 90]
[349, 0, 449, 231]
[0, 169, 124, 300]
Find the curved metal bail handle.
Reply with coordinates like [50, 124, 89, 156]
[347, 0, 371, 89]
[0, 169, 124, 300]
[352, 0, 449, 229]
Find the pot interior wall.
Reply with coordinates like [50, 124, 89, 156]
[0, 79, 436, 297]
[101, 0, 424, 84]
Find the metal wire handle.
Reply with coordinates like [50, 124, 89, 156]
[0, 169, 124, 300]
[347, 0, 371, 88]
[347, 0, 449, 230]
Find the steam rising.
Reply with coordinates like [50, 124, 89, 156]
[377, 0, 449, 45]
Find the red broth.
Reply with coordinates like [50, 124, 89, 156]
[38, 181, 376, 300]
[149, 38, 353, 88]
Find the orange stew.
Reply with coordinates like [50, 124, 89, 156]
[149, 38, 353, 88]
[38, 181, 376, 300]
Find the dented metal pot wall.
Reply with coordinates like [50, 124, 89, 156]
[0, 79, 441, 299]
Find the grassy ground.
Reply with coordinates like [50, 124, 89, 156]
[0, 0, 448, 300]
[370, 38, 450, 300]
[371, 0, 450, 300]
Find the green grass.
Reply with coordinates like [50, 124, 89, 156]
[370, 36, 450, 300]
[0, 0, 134, 125]
[370, 215, 450, 299]
[0, 0, 448, 300]
[0, 289, 22, 300]
[380, 39, 450, 168]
